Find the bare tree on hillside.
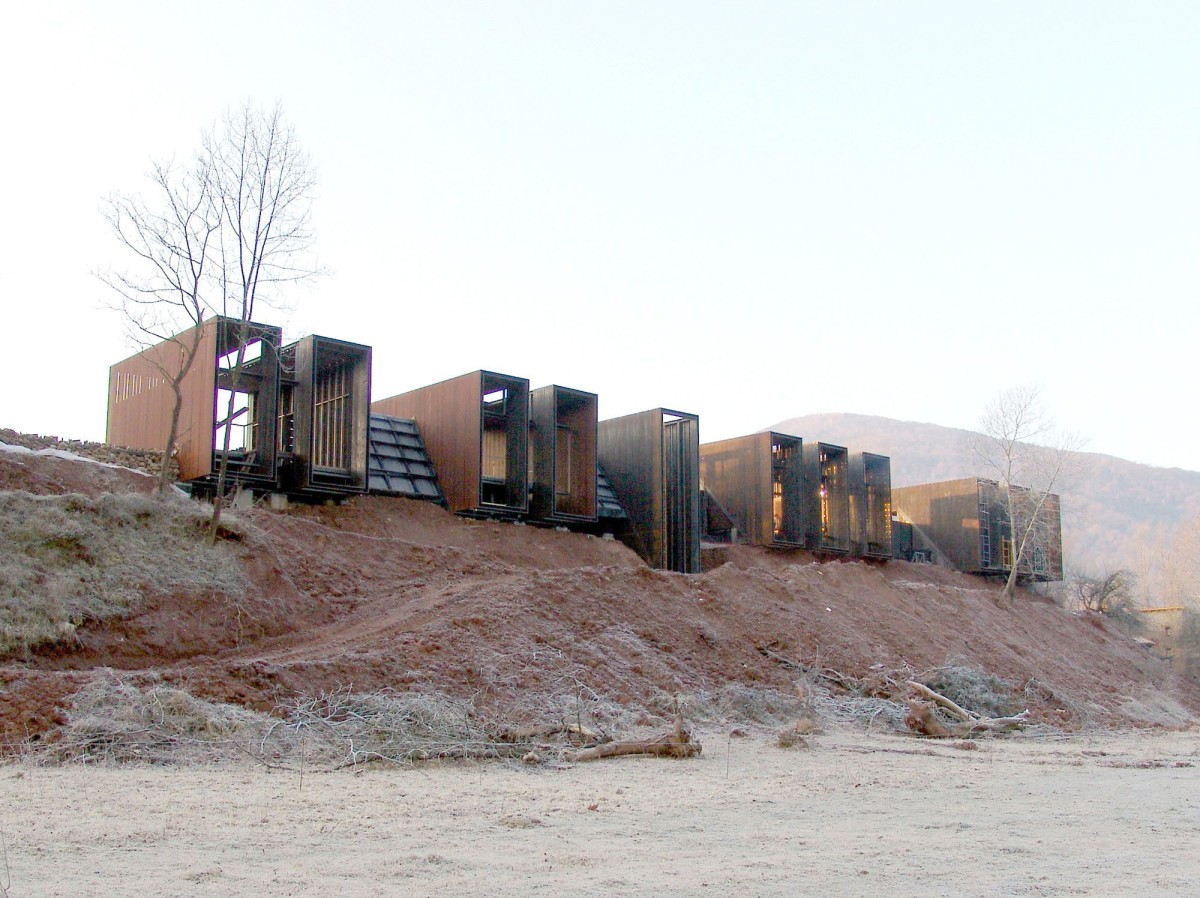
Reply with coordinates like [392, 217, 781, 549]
[1160, 516, 1200, 609]
[973, 384, 1084, 606]
[100, 157, 221, 494]
[101, 102, 322, 527]
[206, 103, 322, 542]
[1067, 567, 1138, 620]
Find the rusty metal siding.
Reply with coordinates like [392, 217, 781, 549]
[108, 318, 284, 486]
[598, 408, 700, 573]
[894, 478, 1063, 581]
[1040, 492, 1065, 581]
[107, 319, 217, 482]
[699, 432, 804, 548]
[802, 442, 851, 554]
[893, 478, 985, 572]
[372, 370, 529, 516]
[529, 385, 598, 524]
[849, 452, 893, 559]
[285, 336, 372, 496]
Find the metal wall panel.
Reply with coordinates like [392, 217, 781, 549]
[802, 441, 851, 554]
[849, 452, 893, 559]
[894, 477, 1063, 581]
[598, 408, 700, 573]
[529, 385, 598, 524]
[373, 370, 529, 516]
[107, 317, 281, 486]
[893, 478, 984, 572]
[699, 432, 805, 548]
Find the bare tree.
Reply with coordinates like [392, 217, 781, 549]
[101, 102, 321, 528]
[100, 157, 221, 493]
[206, 102, 322, 541]
[1165, 517, 1200, 602]
[973, 384, 1083, 605]
[1068, 567, 1138, 618]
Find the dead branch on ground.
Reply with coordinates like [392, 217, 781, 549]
[904, 681, 1029, 738]
[563, 700, 702, 762]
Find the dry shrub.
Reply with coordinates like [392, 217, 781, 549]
[809, 693, 910, 732]
[0, 491, 247, 655]
[47, 672, 270, 764]
[44, 678, 531, 767]
[776, 722, 812, 749]
[923, 664, 1021, 719]
[266, 687, 519, 767]
[686, 684, 812, 728]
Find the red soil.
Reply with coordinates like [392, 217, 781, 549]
[2, 449, 1196, 745]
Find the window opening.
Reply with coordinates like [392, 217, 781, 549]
[1032, 545, 1046, 574]
[278, 385, 295, 454]
[555, 425, 573, 498]
[482, 421, 507, 482]
[215, 389, 255, 452]
[313, 363, 350, 470]
[218, 338, 263, 371]
[979, 502, 991, 566]
[482, 388, 508, 414]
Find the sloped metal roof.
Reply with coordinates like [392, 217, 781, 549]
[367, 414, 444, 503]
[596, 464, 628, 520]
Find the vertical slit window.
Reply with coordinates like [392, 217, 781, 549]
[314, 364, 350, 470]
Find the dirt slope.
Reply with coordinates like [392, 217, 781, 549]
[2, 448, 1197, 745]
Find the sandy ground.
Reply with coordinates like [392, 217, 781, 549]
[2, 728, 1198, 898]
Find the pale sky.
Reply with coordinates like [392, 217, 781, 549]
[2, 2, 1197, 471]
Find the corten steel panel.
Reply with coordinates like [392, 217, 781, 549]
[529, 385, 598, 524]
[598, 408, 701, 573]
[893, 478, 987, 573]
[849, 452, 893, 559]
[699, 432, 804, 548]
[108, 319, 215, 482]
[1039, 492, 1064, 581]
[1003, 484, 1064, 582]
[285, 336, 372, 496]
[373, 370, 529, 516]
[802, 442, 851, 554]
[107, 317, 281, 486]
[895, 478, 1063, 581]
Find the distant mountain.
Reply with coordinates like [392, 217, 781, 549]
[768, 413, 1200, 577]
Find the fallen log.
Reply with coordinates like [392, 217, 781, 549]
[903, 699, 1030, 739]
[904, 700, 954, 738]
[563, 699, 702, 762]
[563, 737, 702, 762]
[906, 681, 974, 722]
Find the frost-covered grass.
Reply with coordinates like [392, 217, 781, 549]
[0, 491, 246, 655]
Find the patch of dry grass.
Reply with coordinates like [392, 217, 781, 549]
[0, 491, 246, 655]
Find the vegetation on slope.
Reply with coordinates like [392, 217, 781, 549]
[0, 491, 246, 655]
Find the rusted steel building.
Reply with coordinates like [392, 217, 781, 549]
[278, 335, 372, 497]
[528, 385, 598, 525]
[107, 317, 283, 489]
[598, 408, 701, 573]
[802, 441, 851, 554]
[699, 432, 805, 548]
[892, 477, 1063, 581]
[849, 452, 893, 559]
[372, 371, 530, 517]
